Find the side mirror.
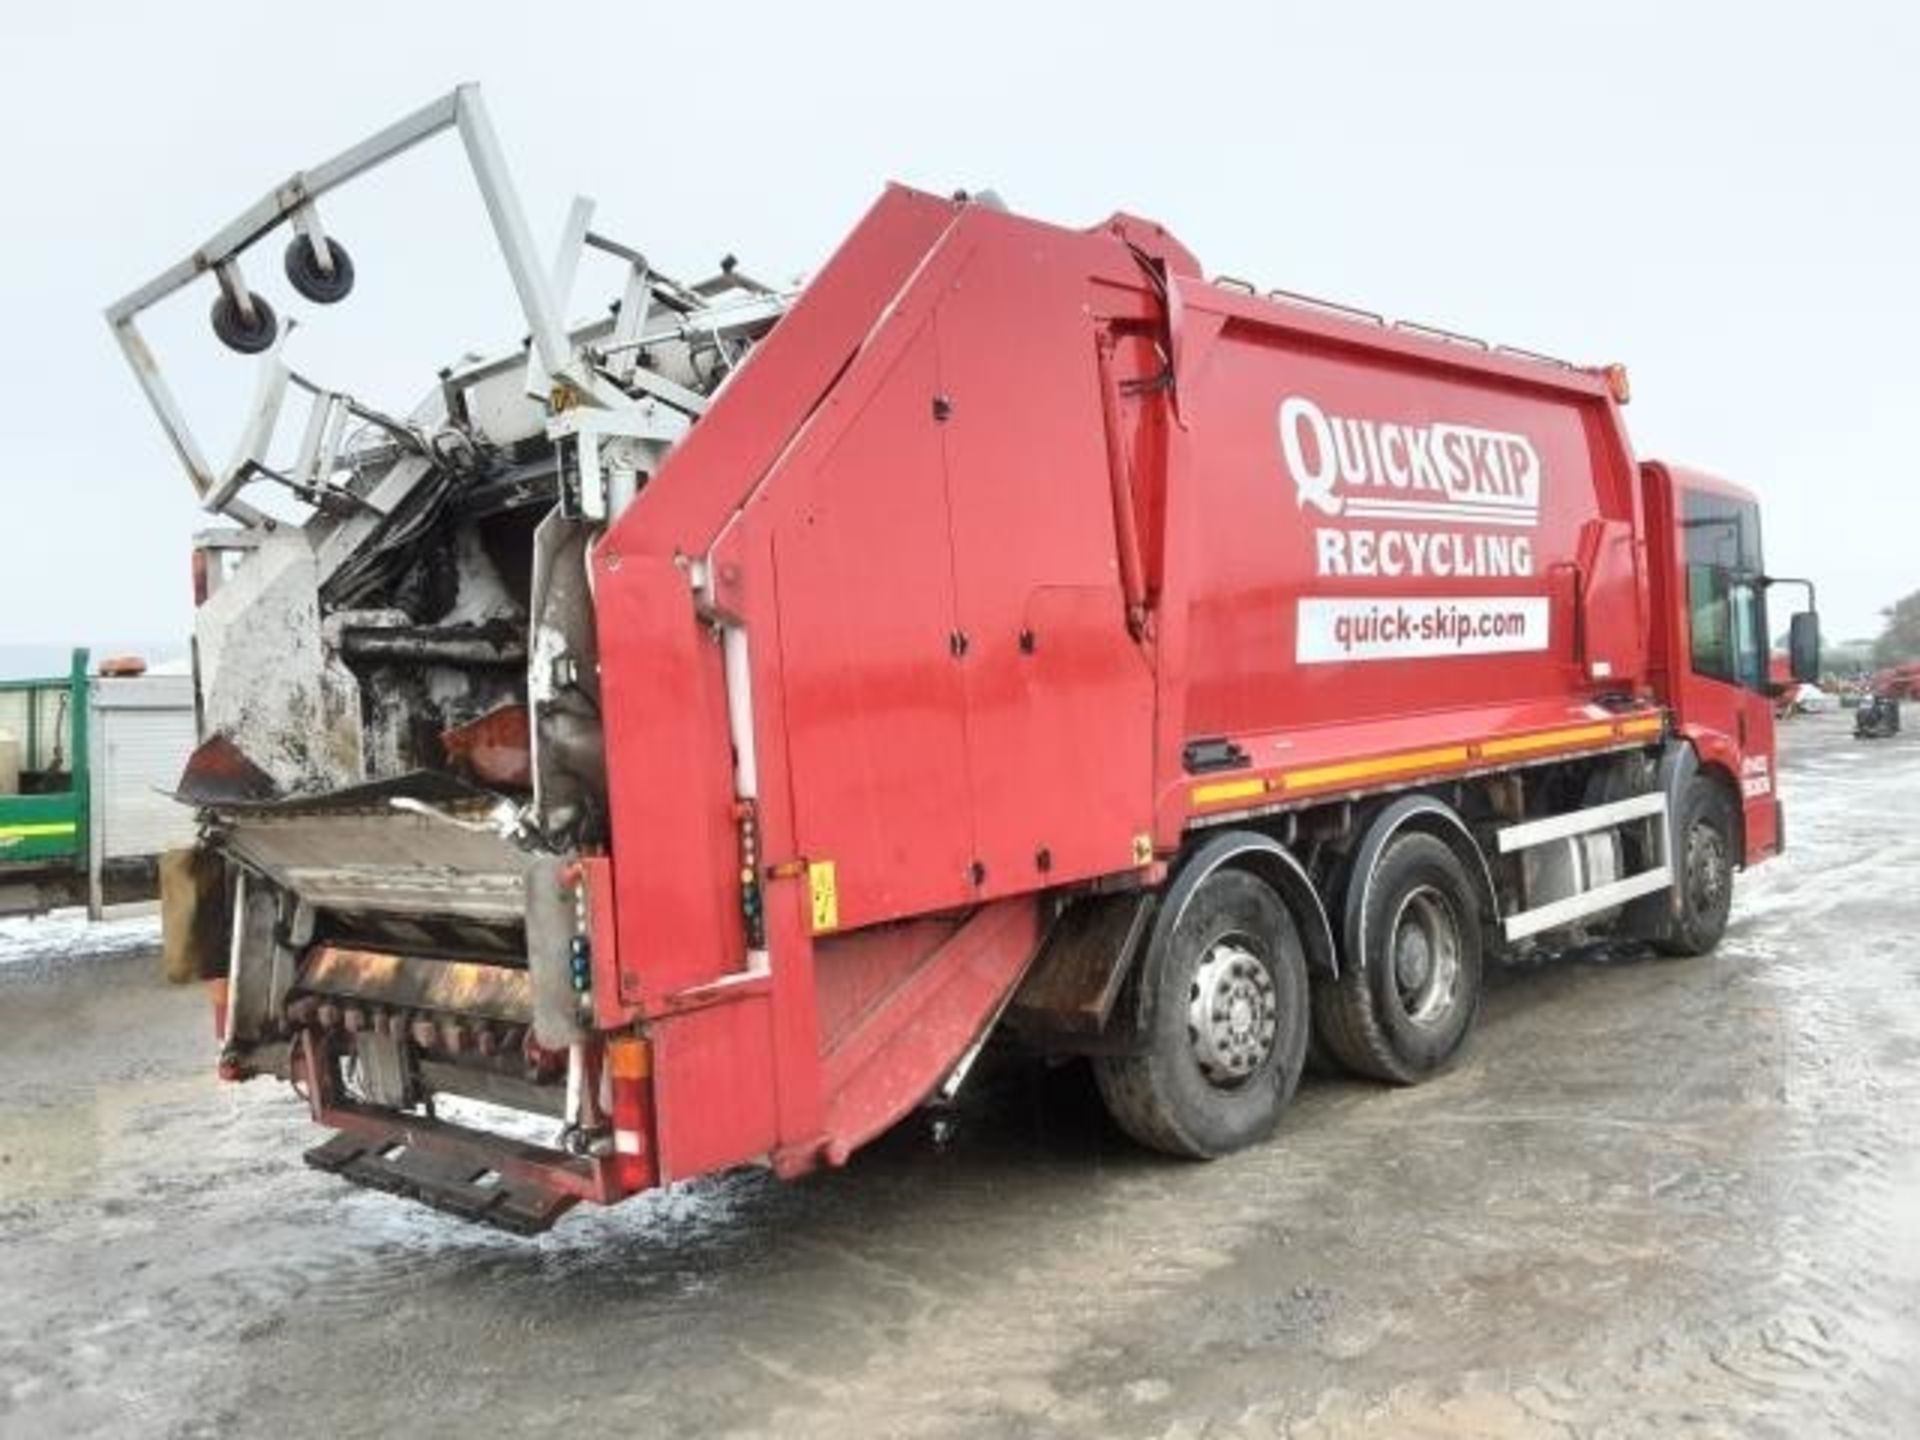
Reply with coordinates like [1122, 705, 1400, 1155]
[1788, 610, 1821, 684]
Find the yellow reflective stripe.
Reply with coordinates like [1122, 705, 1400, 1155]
[1191, 777, 1268, 806]
[1281, 745, 1471, 792]
[1189, 712, 1665, 811]
[1480, 723, 1616, 759]
[0, 821, 78, 838]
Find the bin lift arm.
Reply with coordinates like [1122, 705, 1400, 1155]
[102, 84, 615, 518]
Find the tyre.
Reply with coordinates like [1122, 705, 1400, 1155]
[1093, 868, 1310, 1158]
[285, 235, 356, 304]
[1314, 831, 1483, 1084]
[210, 290, 278, 354]
[1655, 777, 1735, 957]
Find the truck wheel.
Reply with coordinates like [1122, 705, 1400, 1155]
[1314, 832, 1483, 1084]
[1094, 869, 1309, 1159]
[1655, 778, 1734, 957]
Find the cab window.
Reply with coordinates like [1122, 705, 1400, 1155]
[1682, 490, 1767, 693]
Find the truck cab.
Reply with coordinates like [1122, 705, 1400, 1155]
[1643, 463, 1814, 870]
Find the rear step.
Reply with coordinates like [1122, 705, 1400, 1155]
[304, 1115, 585, 1235]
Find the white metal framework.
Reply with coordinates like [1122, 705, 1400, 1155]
[104, 84, 783, 528]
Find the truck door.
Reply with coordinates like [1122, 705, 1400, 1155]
[1676, 487, 1780, 860]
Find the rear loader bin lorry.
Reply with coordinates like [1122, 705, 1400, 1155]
[107, 87, 1820, 1232]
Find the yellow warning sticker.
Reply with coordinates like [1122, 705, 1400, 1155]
[807, 859, 839, 934]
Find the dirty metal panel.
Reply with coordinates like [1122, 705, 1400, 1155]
[1007, 890, 1155, 1037]
[298, 945, 533, 1022]
[219, 796, 524, 921]
[175, 734, 278, 806]
[193, 533, 364, 794]
[188, 768, 490, 813]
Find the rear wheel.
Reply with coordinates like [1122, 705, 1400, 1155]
[1314, 832, 1484, 1084]
[1656, 777, 1735, 957]
[1094, 869, 1310, 1158]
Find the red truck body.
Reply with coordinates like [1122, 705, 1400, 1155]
[114, 105, 1811, 1231]
[386, 187, 1785, 1214]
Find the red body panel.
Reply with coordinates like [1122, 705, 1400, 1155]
[584, 189, 1774, 1188]
[1174, 292, 1642, 737]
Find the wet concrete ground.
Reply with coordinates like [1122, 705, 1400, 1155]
[2, 709, 1917, 1439]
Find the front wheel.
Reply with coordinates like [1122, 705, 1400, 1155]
[1094, 868, 1310, 1159]
[1656, 778, 1735, 957]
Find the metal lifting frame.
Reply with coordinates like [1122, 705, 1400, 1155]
[102, 84, 606, 520]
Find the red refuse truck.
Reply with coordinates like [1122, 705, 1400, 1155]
[110, 88, 1820, 1231]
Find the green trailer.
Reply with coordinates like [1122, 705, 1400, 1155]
[0, 650, 198, 918]
[0, 650, 90, 902]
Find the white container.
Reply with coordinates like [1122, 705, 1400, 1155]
[89, 675, 197, 862]
[0, 729, 19, 796]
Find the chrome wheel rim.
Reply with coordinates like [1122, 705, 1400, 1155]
[1389, 886, 1461, 1027]
[1187, 936, 1279, 1088]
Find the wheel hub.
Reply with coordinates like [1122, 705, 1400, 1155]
[1395, 926, 1433, 992]
[1389, 888, 1461, 1027]
[1188, 940, 1279, 1086]
[1688, 823, 1727, 908]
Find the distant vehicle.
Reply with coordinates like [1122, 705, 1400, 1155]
[0, 650, 198, 918]
[1767, 656, 1829, 717]
[1788, 683, 1832, 715]
[1856, 695, 1901, 740]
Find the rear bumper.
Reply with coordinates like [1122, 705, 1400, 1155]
[291, 1029, 648, 1234]
[304, 1108, 598, 1235]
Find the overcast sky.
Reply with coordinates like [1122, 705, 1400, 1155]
[1, 1, 1914, 647]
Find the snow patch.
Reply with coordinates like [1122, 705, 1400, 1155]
[0, 908, 161, 969]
